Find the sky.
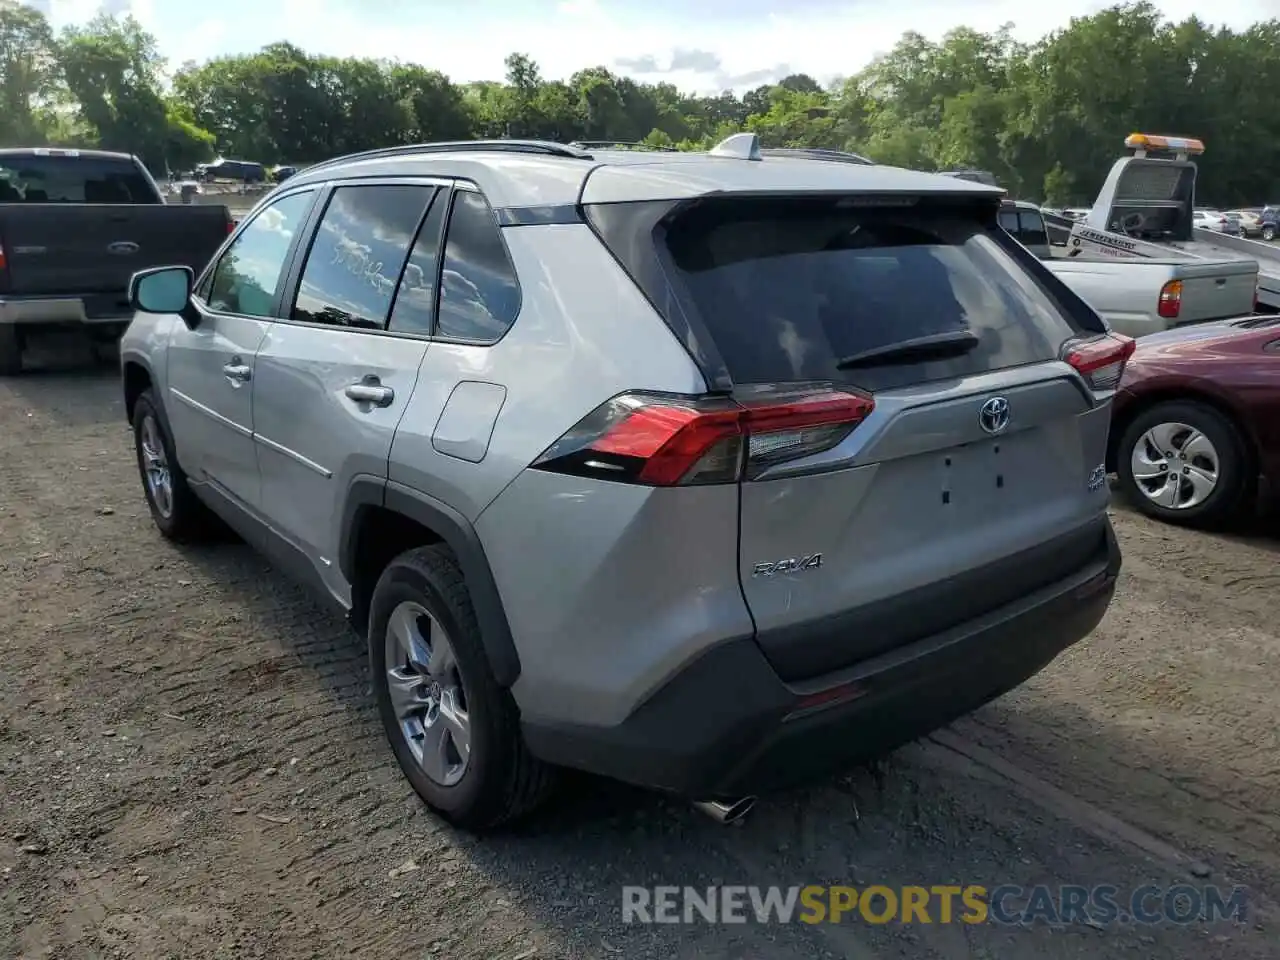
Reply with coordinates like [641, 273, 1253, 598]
[22, 0, 1280, 93]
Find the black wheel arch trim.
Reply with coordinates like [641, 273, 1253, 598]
[339, 477, 521, 688]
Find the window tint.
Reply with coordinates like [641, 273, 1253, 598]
[436, 190, 521, 341]
[1017, 210, 1049, 247]
[0, 154, 158, 203]
[388, 192, 447, 336]
[997, 209, 1019, 234]
[293, 184, 435, 330]
[664, 197, 1082, 391]
[207, 191, 314, 317]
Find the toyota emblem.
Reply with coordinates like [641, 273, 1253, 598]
[978, 396, 1011, 435]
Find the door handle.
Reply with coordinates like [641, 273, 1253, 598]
[345, 378, 395, 407]
[222, 361, 251, 383]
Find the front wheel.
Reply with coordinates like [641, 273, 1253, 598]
[1263, 224, 1277, 242]
[369, 545, 553, 831]
[1116, 400, 1253, 527]
[132, 390, 215, 541]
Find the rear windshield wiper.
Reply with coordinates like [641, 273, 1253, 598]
[835, 330, 980, 370]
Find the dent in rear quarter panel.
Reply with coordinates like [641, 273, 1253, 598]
[475, 471, 754, 728]
[387, 222, 706, 520]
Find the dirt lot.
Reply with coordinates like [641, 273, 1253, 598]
[2, 352, 1278, 960]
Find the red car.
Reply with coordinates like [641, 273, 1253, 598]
[1109, 315, 1280, 526]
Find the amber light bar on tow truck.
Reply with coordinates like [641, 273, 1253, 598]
[531, 386, 876, 487]
[1123, 133, 1205, 156]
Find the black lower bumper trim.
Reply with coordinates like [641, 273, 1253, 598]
[522, 519, 1121, 798]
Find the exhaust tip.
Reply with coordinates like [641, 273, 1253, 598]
[691, 796, 757, 824]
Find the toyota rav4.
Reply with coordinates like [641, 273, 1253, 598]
[120, 135, 1125, 831]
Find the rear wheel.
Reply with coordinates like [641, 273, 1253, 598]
[1263, 224, 1277, 242]
[1116, 400, 1253, 527]
[0, 325, 22, 376]
[369, 545, 553, 831]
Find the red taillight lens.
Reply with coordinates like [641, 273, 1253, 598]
[1064, 333, 1136, 391]
[1157, 279, 1182, 319]
[0, 241, 6, 271]
[227, 219, 237, 234]
[532, 387, 875, 487]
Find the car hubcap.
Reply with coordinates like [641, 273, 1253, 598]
[384, 601, 471, 787]
[1130, 421, 1220, 510]
[139, 415, 174, 518]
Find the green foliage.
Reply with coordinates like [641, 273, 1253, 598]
[0, 1, 1278, 203]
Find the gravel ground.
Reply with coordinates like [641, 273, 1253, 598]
[2, 346, 1278, 959]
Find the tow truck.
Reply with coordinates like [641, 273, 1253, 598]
[1069, 133, 1280, 313]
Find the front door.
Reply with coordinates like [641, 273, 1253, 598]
[165, 188, 317, 510]
[250, 182, 442, 600]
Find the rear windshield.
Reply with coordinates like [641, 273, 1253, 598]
[0, 154, 157, 204]
[663, 197, 1083, 391]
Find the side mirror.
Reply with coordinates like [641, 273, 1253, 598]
[129, 265, 194, 318]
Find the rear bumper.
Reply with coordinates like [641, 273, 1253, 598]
[0, 295, 131, 326]
[523, 519, 1121, 799]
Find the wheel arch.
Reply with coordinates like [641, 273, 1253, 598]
[340, 478, 522, 688]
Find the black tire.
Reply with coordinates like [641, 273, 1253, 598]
[369, 544, 553, 831]
[1263, 225, 1276, 242]
[131, 389, 215, 541]
[0, 325, 22, 376]
[1116, 400, 1253, 528]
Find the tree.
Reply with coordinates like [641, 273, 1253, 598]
[57, 14, 214, 171]
[0, 0, 58, 144]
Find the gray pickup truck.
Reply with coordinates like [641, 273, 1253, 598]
[0, 147, 232, 374]
[999, 200, 1257, 338]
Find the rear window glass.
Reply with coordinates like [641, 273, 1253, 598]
[664, 198, 1081, 390]
[0, 154, 156, 203]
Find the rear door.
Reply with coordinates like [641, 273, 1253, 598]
[250, 181, 440, 600]
[658, 195, 1116, 681]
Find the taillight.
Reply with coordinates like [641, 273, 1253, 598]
[0, 241, 6, 271]
[227, 219, 237, 234]
[1157, 279, 1182, 319]
[531, 386, 875, 487]
[1064, 333, 1136, 391]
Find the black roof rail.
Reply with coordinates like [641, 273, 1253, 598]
[568, 140, 678, 153]
[302, 139, 593, 175]
[760, 147, 875, 166]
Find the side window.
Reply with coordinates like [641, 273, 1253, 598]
[436, 190, 521, 342]
[997, 209, 1019, 234]
[206, 191, 313, 317]
[387, 192, 448, 336]
[1018, 210, 1049, 248]
[292, 184, 436, 330]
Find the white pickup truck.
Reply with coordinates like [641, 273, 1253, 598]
[1071, 133, 1280, 314]
[998, 199, 1257, 338]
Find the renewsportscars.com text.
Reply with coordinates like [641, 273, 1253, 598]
[621, 884, 1249, 926]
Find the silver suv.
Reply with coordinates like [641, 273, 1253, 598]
[120, 136, 1126, 831]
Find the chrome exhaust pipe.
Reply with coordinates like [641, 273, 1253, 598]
[691, 797, 757, 824]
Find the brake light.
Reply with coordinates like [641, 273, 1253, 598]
[531, 387, 875, 486]
[227, 219, 237, 234]
[1064, 334, 1136, 391]
[0, 242, 6, 271]
[1157, 279, 1182, 320]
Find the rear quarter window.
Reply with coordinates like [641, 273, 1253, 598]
[664, 197, 1083, 391]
